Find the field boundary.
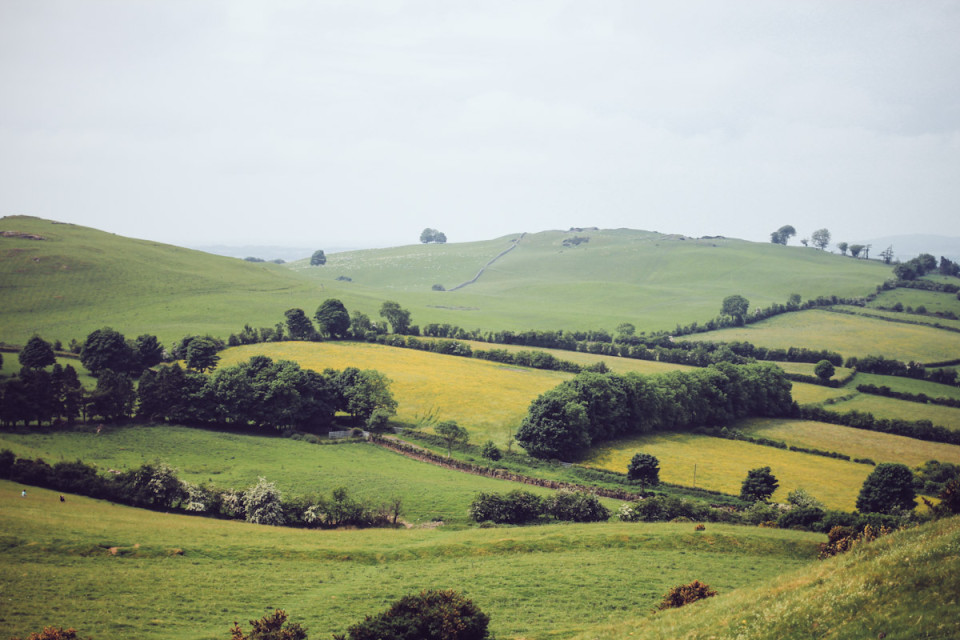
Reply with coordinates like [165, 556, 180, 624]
[448, 232, 526, 291]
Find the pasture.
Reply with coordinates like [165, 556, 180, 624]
[865, 288, 960, 317]
[219, 342, 571, 445]
[825, 394, 960, 430]
[581, 432, 873, 511]
[685, 309, 960, 363]
[0, 425, 566, 525]
[737, 418, 960, 468]
[0, 481, 822, 640]
[853, 372, 960, 401]
[835, 305, 960, 331]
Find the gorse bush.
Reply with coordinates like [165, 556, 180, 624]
[8, 628, 89, 640]
[336, 589, 491, 640]
[230, 609, 307, 640]
[656, 580, 718, 610]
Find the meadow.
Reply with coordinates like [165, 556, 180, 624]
[824, 393, 960, 430]
[685, 309, 960, 363]
[0, 425, 569, 525]
[737, 418, 960, 468]
[581, 432, 874, 511]
[219, 342, 570, 446]
[571, 515, 960, 640]
[864, 288, 960, 317]
[0, 481, 823, 640]
[853, 371, 960, 401]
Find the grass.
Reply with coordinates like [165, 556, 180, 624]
[824, 394, 960, 430]
[0, 425, 567, 525]
[1, 217, 891, 345]
[0, 353, 97, 389]
[789, 381, 854, 405]
[737, 418, 960, 469]
[865, 288, 960, 317]
[773, 361, 854, 380]
[581, 432, 874, 511]
[685, 309, 960, 363]
[853, 372, 960, 401]
[0, 480, 823, 640]
[571, 515, 960, 640]
[835, 305, 960, 332]
[219, 342, 571, 446]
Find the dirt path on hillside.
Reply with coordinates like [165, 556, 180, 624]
[447, 232, 526, 291]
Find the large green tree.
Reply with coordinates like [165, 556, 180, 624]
[627, 452, 660, 493]
[721, 295, 750, 325]
[18, 335, 56, 369]
[315, 299, 350, 338]
[770, 225, 796, 245]
[379, 301, 412, 334]
[856, 463, 916, 514]
[811, 228, 831, 250]
[284, 308, 316, 340]
[740, 466, 779, 502]
[81, 327, 137, 376]
[185, 336, 220, 373]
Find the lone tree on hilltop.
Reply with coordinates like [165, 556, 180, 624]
[849, 244, 864, 259]
[627, 452, 660, 493]
[837, 242, 848, 256]
[770, 225, 796, 245]
[740, 466, 778, 502]
[19, 335, 56, 369]
[879, 245, 895, 264]
[856, 463, 916, 514]
[814, 359, 835, 382]
[420, 228, 447, 244]
[721, 294, 750, 325]
[310, 249, 326, 266]
[811, 228, 831, 250]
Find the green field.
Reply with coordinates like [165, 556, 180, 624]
[773, 361, 855, 380]
[865, 288, 960, 317]
[738, 418, 960, 468]
[834, 305, 960, 331]
[219, 342, 570, 445]
[582, 432, 873, 511]
[573, 515, 960, 640]
[685, 309, 960, 363]
[853, 372, 960, 401]
[0, 426, 572, 525]
[0, 480, 822, 640]
[1, 217, 892, 345]
[825, 393, 960, 430]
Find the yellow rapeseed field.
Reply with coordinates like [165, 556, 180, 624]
[219, 342, 571, 445]
[583, 432, 873, 510]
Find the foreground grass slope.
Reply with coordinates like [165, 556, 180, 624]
[0, 481, 822, 640]
[574, 515, 960, 640]
[1, 217, 891, 345]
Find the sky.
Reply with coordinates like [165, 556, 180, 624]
[1, 1, 959, 250]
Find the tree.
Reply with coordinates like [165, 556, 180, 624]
[335, 368, 397, 423]
[379, 301, 412, 334]
[740, 466, 778, 502]
[814, 359, 835, 382]
[310, 249, 326, 266]
[19, 335, 56, 369]
[185, 336, 220, 373]
[627, 452, 660, 493]
[284, 308, 316, 340]
[480, 440, 502, 461]
[811, 228, 831, 250]
[349, 311, 375, 338]
[939, 256, 960, 277]
[134, 334, 164, 368]
[770, 225, 796, 245]
[856, 463, 916, 514]
[315, 299, 350, 338]
[515, 387, 590, 460]
[419, 228, 447, 244]
[721, 295, 750, 325]
[786, 487, 825, 510]
[837, 242, 848, 256]
[243, 477, 285, 525]
[616, 322, 636, 340]
[435, 420, 469, 457]
[89, 369, 136, 421]
[879, 245, 895, 264]
[231, 610, 307, 640]
[848, 244, 864, 259]
[893, 263, 918, 280]
[800, 238, 809, 247]
[80, 327, 137, 376]
[338, 589, 491, 640]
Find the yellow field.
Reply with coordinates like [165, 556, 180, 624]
[790, 382, 854, 405]
[219, 342, 572, 445]
[582, 432, 873, 510]
[737, 418, 960, 467]
[686, 309, 960, 363]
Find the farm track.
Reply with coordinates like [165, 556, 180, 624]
[447, 232, 526, 291]
[370, 433, 646, 501]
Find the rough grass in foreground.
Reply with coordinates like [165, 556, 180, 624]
[572, 515, 960, 640]
[0, 481, 821, 640]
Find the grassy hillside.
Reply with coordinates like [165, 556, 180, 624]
[573, 515, 960, 640]
[0, 480, 822, 640]
[1, 217, 892, 345]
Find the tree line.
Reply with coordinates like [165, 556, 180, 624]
[515, 363, 795, 460]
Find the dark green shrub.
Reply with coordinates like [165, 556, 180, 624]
[230, 609, 307, 640]
[656, 580, 717, 610]
[480, 440, 502, 461]
[776, 507, 825, 530]
[546, 490, 610, 522]
[338, 589, 490, 640]
[856, 463, 916, 514]
[468, 490, 544, 524]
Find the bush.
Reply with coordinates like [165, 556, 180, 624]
[656, 580, 718, 610]
[243, 477, 285, 526]
[230, 609, 307, 640]
[337, 589, 491, 640]
[545, 490, 610, 522]
[777, 507, 825, 530]
[856, 463, 916, 514]
[480, 440, 502, 461]
[9, 628, 89, 640]
[468, 490, 544, 524]
[740, 466, 779, 502]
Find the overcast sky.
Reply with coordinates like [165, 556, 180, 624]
[1, 1, 958, 250]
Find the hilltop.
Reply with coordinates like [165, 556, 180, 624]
[1, 217, 892, 345]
